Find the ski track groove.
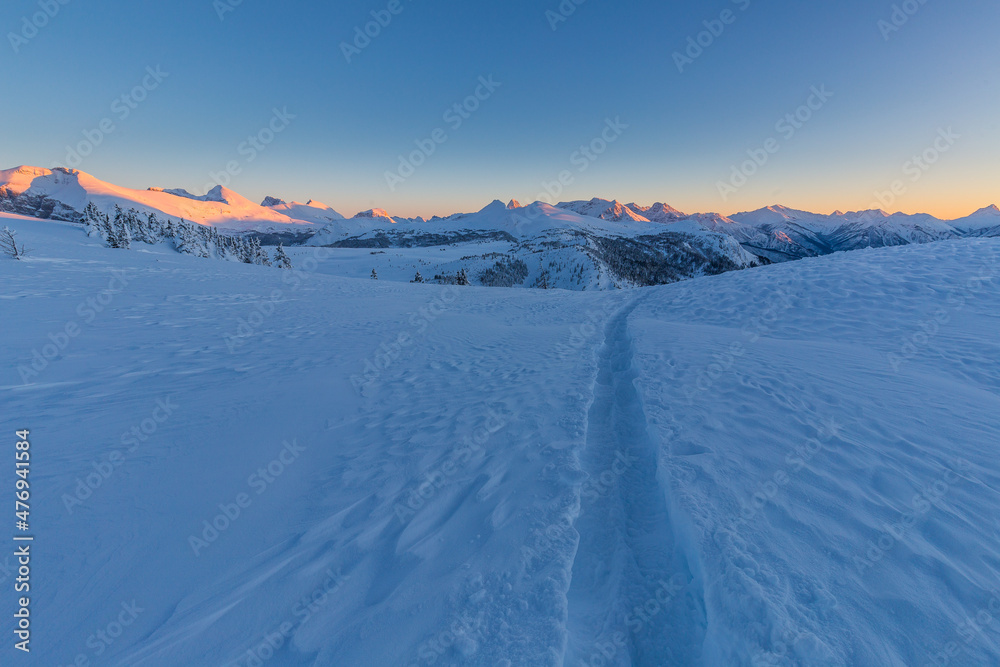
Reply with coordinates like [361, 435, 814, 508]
[563, 296, 706, 666]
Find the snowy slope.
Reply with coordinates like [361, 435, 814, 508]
[628, 240, 1000, 665]
[261, 198, 346, 224]
[1, 214, 998, 666]
[0, 166, 321, 232]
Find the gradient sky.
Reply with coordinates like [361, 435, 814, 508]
[2, 0, 998, 219]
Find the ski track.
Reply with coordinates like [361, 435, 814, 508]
[564, 298, 706, 666]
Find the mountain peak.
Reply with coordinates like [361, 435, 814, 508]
[479, 199, 509, 215]
[507, 199, 521, 209]
[261, 196, 286, 207]
[975, 204, 1000, 215]
[354, 208, 393, 220]
[204, 185, 252, 206]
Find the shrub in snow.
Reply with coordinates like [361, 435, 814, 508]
[0, 226, 29, 260]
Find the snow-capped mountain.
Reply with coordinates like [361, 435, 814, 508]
[557, 197, 653, 223]
[0, 166, 322, 232]
[3, 164, 998, 288]
[556, 198, 687, 223]
[261, 197, 346, 224]
[724, 205, 996, 261]
[304, 199, 762, 290]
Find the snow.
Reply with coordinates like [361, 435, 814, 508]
[2, 213, 999, 665]
[0, 166, 321, 233]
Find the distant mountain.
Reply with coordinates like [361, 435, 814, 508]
[0, 166, 321, 232]
[305, 199, 762, 290]
[261, 197, 346, 225]
[725, 205, 997, 261]
[3, 164, 997, 288]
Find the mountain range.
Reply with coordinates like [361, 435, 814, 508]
[3, 165, 997, 289]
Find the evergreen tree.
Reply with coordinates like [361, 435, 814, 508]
[274, 243, 293, 269]
[456, 268, 469, 286]
[411, 271, 423, 283]
[112, 207, 131, 249]
[251, 238, 271, 266]
[371, 268, 378, 280]
[145, 212, 161, 242]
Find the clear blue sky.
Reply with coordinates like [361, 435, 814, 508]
[2, 0, 998, 218]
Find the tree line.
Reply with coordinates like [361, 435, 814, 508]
[83, 203, 293, 269]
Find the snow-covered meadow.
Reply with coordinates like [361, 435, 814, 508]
[1, 213, 999, 666]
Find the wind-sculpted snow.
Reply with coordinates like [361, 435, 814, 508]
[629, 239, 1000, 665]
[1, 214, 998, 665]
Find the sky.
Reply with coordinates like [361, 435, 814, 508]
[1, 0, 998, 219]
